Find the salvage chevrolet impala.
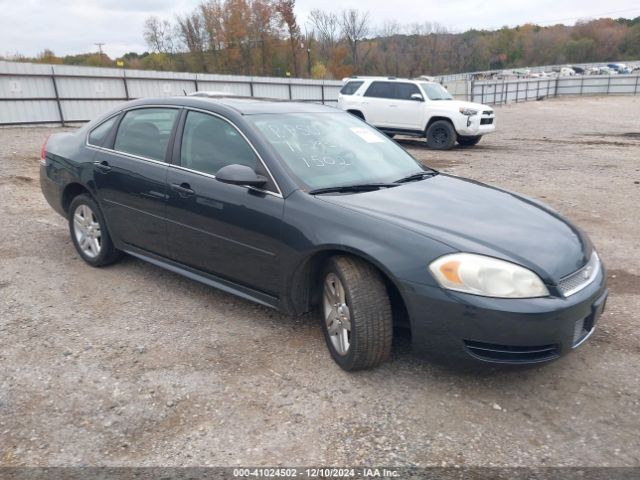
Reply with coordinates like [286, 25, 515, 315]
[40, 96, 608, 370]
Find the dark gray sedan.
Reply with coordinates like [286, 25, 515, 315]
[40, 96, 607, 370]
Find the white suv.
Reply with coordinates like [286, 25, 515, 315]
[337, 77, 496, 149]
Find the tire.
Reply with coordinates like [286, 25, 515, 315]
[320, 255, 393, 371]
[426, 120, 457, 150]
[68, 194, 121, 267]
[457, 135, 482, 147]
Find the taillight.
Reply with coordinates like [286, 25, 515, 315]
[40, 135, 50, 165]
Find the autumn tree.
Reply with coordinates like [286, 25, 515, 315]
[276, 0, 300, 76]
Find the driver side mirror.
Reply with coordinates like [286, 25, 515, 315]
[410, 93, 424, 102]
[215, 164, 268, 188]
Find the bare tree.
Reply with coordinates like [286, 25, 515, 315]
[340, 9, 370, 71]
[308, 9, 340, 57]
[143, 16, 176, 54]
[176, 12, 208, 72]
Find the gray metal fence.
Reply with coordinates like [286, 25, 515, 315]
[0, 60, 343, 126]
[471, 74, 640, 105]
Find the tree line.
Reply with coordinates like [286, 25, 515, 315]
[4, 1, 640, 79]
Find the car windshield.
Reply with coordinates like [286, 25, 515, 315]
[248, 112, 425, 191]
[420, 83, 453, 100]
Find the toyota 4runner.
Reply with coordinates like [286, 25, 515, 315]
[337, 77, 496, 149]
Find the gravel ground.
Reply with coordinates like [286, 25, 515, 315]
[0, 96, 639, 468]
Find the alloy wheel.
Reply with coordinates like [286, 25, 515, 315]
[323, 272, 352, 355]
[73, 204, 102, 258]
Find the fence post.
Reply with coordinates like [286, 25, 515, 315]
[194, 76, 199, 93]
[249, 80, 254, 97]
[321, 83, 325, 104]
[123, 70, 130, 100]
[481, 83, 485, 104]
[515, 80, 519, 103]
[288, 81, 292, 100]
[579, 75, 584, 96]
[50, 66, 65, 127]
[469, 79, 474, 102]
[607, 74, 612, 95]
[536, 80, 540, 100]
[554, 76, 559, 97]
[634, 74, 639, 95]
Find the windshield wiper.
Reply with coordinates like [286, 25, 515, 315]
[394, 171, 438, 183]
[308, 183, 398, 195]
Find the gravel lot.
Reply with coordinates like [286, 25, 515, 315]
[1, 96, 639, 468]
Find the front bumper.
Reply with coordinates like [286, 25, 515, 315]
[456, 113, 496, 136]
[400, 267, 607, 365]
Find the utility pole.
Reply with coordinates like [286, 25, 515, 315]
[95, 43, 105, 56]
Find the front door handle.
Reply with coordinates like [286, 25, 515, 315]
[170, 182, 195, 197]
[93, 160, 112, 173]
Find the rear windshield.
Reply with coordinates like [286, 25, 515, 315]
[340, 81, 364, 95]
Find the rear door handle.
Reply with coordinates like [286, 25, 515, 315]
[93, 160, 112, 173]
[170, 182, 195, 197]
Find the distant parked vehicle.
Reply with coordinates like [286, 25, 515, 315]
[337, 76, 496, 149]
[559, 67, 576, 77]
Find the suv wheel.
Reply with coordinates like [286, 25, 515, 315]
[320, 256, 393, 371]
[69, 194, 121, 267]
[458, 135, 482, 147]
[426, 120, 456, 150]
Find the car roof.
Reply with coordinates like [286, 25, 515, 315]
[342, 76, 438, 85]
[131, 95, 341, 116]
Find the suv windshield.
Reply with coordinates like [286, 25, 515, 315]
[420, 83, 453, 100]
[248, 113, 424, 191]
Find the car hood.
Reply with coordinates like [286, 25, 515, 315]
[442, 100, 492, 112]
[318, 174, 591, 282]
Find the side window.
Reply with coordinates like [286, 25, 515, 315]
[180, 111, 258, 176]
[340, 81, 364, 95]
[395, 83, 420, 100]
[114, 108, 179, 161]
[88, 115, 119, 147]
[363, 81, 394, 99]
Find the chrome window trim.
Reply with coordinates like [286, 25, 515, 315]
[85, 105, 283, 199]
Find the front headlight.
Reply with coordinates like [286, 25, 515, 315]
[459, 107, 478, 116]
[429, 253, 549, 298]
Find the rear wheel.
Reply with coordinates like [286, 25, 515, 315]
[457, 135, 482, 147]
[69, 194, 121, 267]
[320, 256, 393, 371]
[426, 120, 456, 150]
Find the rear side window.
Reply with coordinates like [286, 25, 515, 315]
[88, 115, 118, 147]
[180, 111, 257, 176]
[363, 81, 395, 99]
[340, 81, 364, 95]
[114, 108, 179, 161]
[394, 83, 420, 100]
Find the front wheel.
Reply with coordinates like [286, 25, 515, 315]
[426, 120, 457, 150]
[320, 256, 393, 371]
[457, 135, 482, 147]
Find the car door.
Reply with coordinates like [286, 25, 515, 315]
[165, 109, 284, 295]
[388, 82, 425, 130]
[361, 81, 396, 127]
[92, 106, 180, 257]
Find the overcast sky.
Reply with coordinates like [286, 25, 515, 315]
[1, 0, 639, 58]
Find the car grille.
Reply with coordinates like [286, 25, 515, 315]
[464, 340, 559, 363]
[557, 252, 600, 297]
[480, 118, 494, 125]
